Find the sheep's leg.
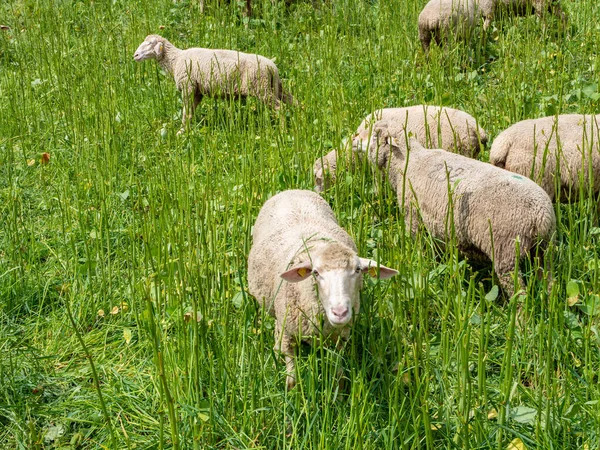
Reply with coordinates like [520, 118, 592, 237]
[496, 265, 525, 299]
[178, 86, 197, 135]
[194, 91, 203, 112]
[419, 28, 432, 53]
[276, 333, 297, 390]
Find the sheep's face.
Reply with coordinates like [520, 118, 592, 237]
[281, 246, 398, 328]
[313, 155, 336, 193]
[134, 35, 163, 62]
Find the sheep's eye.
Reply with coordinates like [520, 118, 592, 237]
[355, 266, 361, 274]
[312, 269, 319, 277]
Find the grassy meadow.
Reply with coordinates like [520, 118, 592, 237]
[1, 0, 600, 447]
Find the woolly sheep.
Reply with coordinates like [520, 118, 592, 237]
[356, 131, 555, 297]
[489, 114, 600, 201]
[248, 189, 398, 389]
[133, 34, 292, 134]
[313, 140, 360, 193]
[314, 105, 488, 192]
[418, 0, 566, 52]
[418, 0, 482, 52]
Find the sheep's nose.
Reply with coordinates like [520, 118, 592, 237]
[331, 306, 349, 319]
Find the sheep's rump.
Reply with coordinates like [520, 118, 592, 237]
[357, 106, 487, 158]
[489, 114, 600, 200]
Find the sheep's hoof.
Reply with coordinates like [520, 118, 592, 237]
[176, 128, 186, 136]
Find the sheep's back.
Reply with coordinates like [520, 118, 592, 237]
[173, 48, 277, 92]
[491, 114, 600, 198]
[358, 106, 485, 158]
[419, 0, 480, 28]
[399, 150, 554, 259]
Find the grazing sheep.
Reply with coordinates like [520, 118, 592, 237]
[418, 0, 482, 52]
[248, 190, 397, 389]
[356, 131, 555, 297]
[418, 0, 566, 52]
[313, 140, 360, 193]
[489, 114, 600, 201]
[480, 0, 567, 30]
[314, 105, 488, 192]
[133, 34, 292, 134]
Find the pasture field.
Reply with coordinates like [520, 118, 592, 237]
[1, 0, 600, 448]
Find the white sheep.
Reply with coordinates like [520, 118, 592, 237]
[489, 114, 600, 201]
[418, 0, 482, 52]
[133, 34, 293, 134]
[314, 105, 488, 192]
[418, 0, 566, 52]
[356, 131, 555, 297]
[248, 189, 398, 389]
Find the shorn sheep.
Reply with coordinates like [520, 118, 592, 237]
[314, 105, 488, 192]
[133, 34, 292, 134]
[418, 0, 566, 52]
[356, 131, 555, 297]
[248, 190, 397, 389]
[489, 114, 600, 201]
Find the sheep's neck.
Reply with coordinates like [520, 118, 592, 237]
[157, 42, 181, 76]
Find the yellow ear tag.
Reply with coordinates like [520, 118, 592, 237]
[158, 43, 164, 53]
[368, 267, 377, 277]
[297, 268, 307, 278]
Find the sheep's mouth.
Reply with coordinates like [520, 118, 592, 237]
[327, 313, 352, 327]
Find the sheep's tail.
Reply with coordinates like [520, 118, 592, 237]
[488, 132, 511, 169]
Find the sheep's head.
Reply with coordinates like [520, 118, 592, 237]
[352, 123, 394, 169]
[134, 35, 165, 62]
[313, 149, 338, 193]
[280, 243, 397, 327]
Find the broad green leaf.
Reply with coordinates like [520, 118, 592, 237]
[231, 291, 244, 309]
[511, 406, 537, 424]
[582, 83, 598, 99]
[563, 310, 580, 330]
[578, 295, 600, 316]
[566, 280, 580, 306]
[485, 285, 499, 302]
[124, 327, 132, 344]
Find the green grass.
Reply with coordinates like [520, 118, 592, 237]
[1, 0, 600, 448]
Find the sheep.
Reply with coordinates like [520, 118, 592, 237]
[480, 0, 567, 30]
[314, 105, 488, 192]
[355, 130, 555, 297]
[248, 189, 398, 389]
[418, 0, 566, 52]
[489, 114, 600, 201]
[313, 139, 360, 193]
[133, 34, 293, 134]
[418, 0, 483, 52]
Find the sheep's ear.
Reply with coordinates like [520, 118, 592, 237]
[359, 258, 399, 279]
[154, 42, 164, 56]
[280, 262, 313, 283]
